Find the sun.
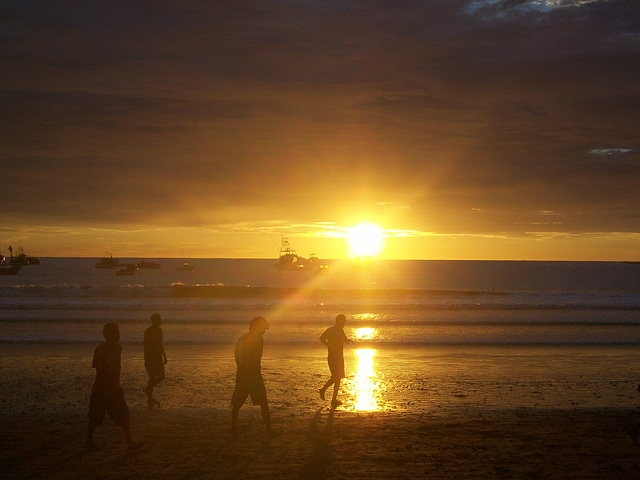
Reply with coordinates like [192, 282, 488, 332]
[347, 222, 385, 258]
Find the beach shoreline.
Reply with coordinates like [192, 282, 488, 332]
[2, 343, 640, 478]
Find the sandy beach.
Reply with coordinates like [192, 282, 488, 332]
[2, 343, 640, 479]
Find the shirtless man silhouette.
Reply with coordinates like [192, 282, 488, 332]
[319, 314, 353, 409]
[87, 323, 142, 451]
[231, 316, 273, 438]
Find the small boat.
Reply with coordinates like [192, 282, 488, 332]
[116, 263, 138, 276]
[137, 260, 161, 269]
[176, 262, 194, 272]
[95, 253, 119, 268]
[0, 263, 21, 275]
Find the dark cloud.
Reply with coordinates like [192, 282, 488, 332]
[1, 0, 639, 239]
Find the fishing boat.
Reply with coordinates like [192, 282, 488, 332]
[116, 263, 138, 276]
[95, 253, 119, 268]
[274, 237, 310, 271]
[137, 260, 161, 269]
[274, 238, 329, 272]
[0, 264, 21, 275]
[176, 261, 194, 272]
[0, 262, 21, 275]
[9, 246, 40, 266]
[1, 248, 22, 274]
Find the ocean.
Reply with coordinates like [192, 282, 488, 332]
[0, 258, 640, 346]
[1, 257, 639, 346]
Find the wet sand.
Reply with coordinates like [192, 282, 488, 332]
[2, 344, 640, 479]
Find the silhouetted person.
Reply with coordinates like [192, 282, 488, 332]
[87, 323, 142, 451]
[319, 314, 353, 408]
[143, 313, 167, 409]
[231, 316, 273, 438]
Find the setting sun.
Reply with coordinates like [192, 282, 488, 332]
[347, 222, 385, 258]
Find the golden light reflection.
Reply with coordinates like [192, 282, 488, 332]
[352, 313, 378, 321]
[351, 348, 378, 411]
[354, 327, 377, 340]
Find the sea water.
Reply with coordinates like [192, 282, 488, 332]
[0, 258, 639, 346]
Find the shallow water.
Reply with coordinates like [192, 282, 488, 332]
[1, 258, 639, 345]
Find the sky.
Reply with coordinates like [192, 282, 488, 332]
[1, 0, 639, 260]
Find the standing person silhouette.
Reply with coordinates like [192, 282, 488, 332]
[87, 323, 142, 451]
[319, 314, 353, 409]
[143, 313, 167, 409]
[231, 316, 273, 438]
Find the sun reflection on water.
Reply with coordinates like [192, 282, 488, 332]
[354, 327, 377, 340]
[352, 313, 378, 322]
[350, 348, 378, 411]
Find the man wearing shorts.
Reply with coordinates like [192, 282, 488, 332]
[87, 322, 142, 451]
[231, 316, 273, 438]
[319, 314, 353, 408]
[143, 313, 167, 409]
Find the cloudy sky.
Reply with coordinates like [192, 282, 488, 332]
[1, 0, 639, 259]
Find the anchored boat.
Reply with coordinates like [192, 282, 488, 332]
[274, 237, 329, 272]
[95, 253, 119, 268]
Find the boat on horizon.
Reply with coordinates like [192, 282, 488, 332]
[116, 263, 138, 276]
[1, 247, 22, 275]
[274, 237, 329, 272]
[176, 261, 194, 272]
[95, 253, 119, 268]
[0, 263, 21, 275]
[137, 260, 161, 269]
[9, 246, 40, 266]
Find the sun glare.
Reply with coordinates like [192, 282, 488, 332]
[347, 222, 384, 258]
[351, 348, 378, 411]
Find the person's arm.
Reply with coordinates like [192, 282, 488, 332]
[319, 329, 329, 347]
[235, 337, 247, 368]
[160, 330, 168, 364]
[92, 346, 106, 375]
[143, 332, 149, 366]
[343, 330, 354, 344]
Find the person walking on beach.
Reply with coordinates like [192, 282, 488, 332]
[231, 316, 273, 438]
[143, 313, 167, 409]
[87, 322, 142, 451]
[319, 314, 353, 409]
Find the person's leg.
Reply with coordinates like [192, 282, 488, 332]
[329, 378, 342, 409]
[330, 378, 343, 408]
[145, 373, 160, 408]
[633, 419, 640, 445]
[122, 418, 133, 444]
[87, 422, 97, 449]
[149, 371, 164, 389]
[331, 378, 341, 401]
[231, 404, 241, 437]
[145, 376, 153, 397]
[143, 368, 164, 409]
[121, 418, 143, 451]
[260, 402, 272, 434]
[87, 393, 103, 449]
[319, 378, 334, 399]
